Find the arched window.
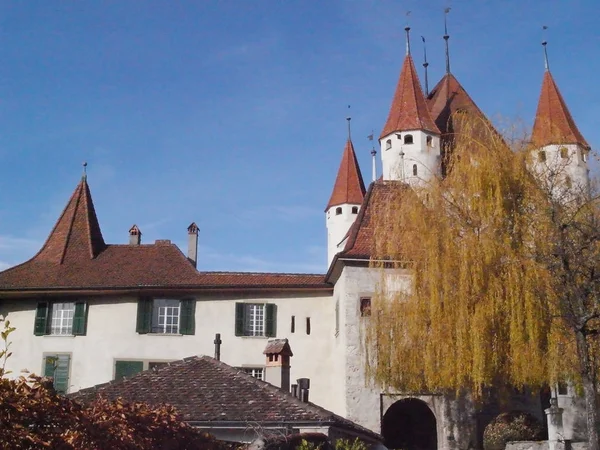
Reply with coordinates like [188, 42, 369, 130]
[404, 134, 414, 144]
[412, 164, 418, 176]
[335, 207, 342, 215]
[560, 147, 568, 159]
[386, 139, 392, 150]
[426, 136, 433, 147]
[538, 151, 547, 162]
[351, 206, 358, 214]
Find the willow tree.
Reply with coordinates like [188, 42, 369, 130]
[366, 115, 600, 450]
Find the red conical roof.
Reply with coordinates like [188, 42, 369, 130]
[380, 55, 440, 139]
[36, 177, 106, 263]
[326, 139, 366, 211]
[531, 71, 589, 148]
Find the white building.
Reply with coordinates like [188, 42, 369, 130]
[0, 34, 591, 450]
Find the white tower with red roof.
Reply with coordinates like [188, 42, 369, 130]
[380, 27, 441, 185]
[325, 122, 366, 267]
[530, 42, 590, 196]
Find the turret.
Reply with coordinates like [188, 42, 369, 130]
[325, 123, 366, 267]
[530, 41, 590, 197]
[380, 27, 441, 185]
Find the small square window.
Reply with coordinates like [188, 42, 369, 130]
[240, 367, 264, 380]
[360, 297, 371, 317]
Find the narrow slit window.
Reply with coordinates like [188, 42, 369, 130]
[306, 317, 311, 335]
[360, 297, 372, 317]
[560, 147, 568, 159]
[404, 134, 414, 144]
[291, 315, 295, 333]
[412, 164, 418, 176]
[426, 135, 433, 147]
[386, 139, 392, 150]
[581, 150, 588, 162]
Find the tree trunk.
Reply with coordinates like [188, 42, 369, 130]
[575, 329, 599, 450]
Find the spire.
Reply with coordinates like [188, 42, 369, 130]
[444, 7, 451, 74]
[326, 138, 366, 211]
[531, 69, 589, 148]
[36, 177, 106, 264]
[380, 54, 440, 138]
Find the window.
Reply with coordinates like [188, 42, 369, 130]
[335, 207, 342, 215]
[538, 151, 546, 162]
[560, 147, 568, 159]
[351, 206, 358, 214]
[34, 301, 87, 336]
[386, 139, 392, 150]
[412, 164, 418, 176]
[557, 382, 568, 396]
[404, 134, 414, 144]
[43, 354, 71, 394]
[114, 360, 171, 380]
[148, 362, 169, 371]
[306, 317, 311, 335]
[240, 367, 264, 380]
[136, 297, 195, 335]
[581, 149, 588, 162]
[291, 315, 295, 333]
[360, 297, 372, 317]
[565, 176, 572, 188]
[235, 303, 276, 337]
[426, 135, 433, 147]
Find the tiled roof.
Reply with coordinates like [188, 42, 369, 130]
[0, 179, 329, 293]
[326, 139, 366, 211]
[70, 356, 381, 440]
[339, 181, 410, 260]
[380, 55, 440, 139]
[531, 71, 589, 148]
[427, 73, 490, 136]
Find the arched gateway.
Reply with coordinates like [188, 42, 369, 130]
[382, 398, 437, 450]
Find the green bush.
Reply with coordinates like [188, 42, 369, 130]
[483, 411, 545, 450]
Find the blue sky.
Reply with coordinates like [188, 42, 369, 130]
[0, 0, 598, 274]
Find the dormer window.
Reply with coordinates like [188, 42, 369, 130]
[538, 151, 547, 162]
[426, 136, 433, 147]
[560, 147, 568, 159]
[351, 206, 358, 214]
[386, 139, 392, 150]
[404, 134, 414, 144]
[412, 164, 418, 176]
[335, 207, 342, 215]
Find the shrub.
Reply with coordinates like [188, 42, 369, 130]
[483, 411, 545, 450]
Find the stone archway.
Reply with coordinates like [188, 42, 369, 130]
[382, 398, 438, 450]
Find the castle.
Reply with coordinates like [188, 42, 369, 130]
[0, 27, 591, 450]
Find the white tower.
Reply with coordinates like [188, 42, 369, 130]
[379, 27, 441, 185]
[326, 122, 366, 268]
[530, 42, 590, 197]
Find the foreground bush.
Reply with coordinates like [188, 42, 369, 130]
[483, 411, 545, 450]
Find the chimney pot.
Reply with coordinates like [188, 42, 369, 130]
[187, 222, 199, 268]
[128, 225, 141, 246]
[263, 339, 293, 392]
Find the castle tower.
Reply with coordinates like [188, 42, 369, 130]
[530, 44, 590, 196]
[380, 28, 441, 184]
[325, 136, 366, 267]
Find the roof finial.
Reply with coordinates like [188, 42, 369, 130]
[443, 7, 451, 74]
[405, 26, 411, 56]
[346, 105, 352, 140]
[422, 36, 429, 96]
[368, 131, 377, 182]
[542, 25, 550, 71]
[82, 161, 88, 181]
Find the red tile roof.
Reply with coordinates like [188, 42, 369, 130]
[339, 181, 411, 260]
[0, 180, 329, 293]
[326, 139, 366, 211]
[380, 55, 440, 139]
[427, 73, 489, 136]
[531, 71, 589, 148]
[69, 355, 381, 441]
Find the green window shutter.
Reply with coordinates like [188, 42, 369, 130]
[44, 355, 70, 394]
[114, 360, 144, 381]
[72, 301, 88, 336]
[44, 355, 57, 377]
[179, 299, 196, 335]
[235, 303, 245, 336]
[265, 303, 277, 337]
[34, 302, 49, 336]
[136, 297, 152, 334]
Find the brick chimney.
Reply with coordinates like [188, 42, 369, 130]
[263, 338, 293, 393]
[129, 224, 141, 246]
[187, 222, 199, 268]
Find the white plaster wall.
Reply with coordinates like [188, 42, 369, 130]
[530, 144, 590, 197]
[556, 387, 588, 441]
[326, 204, 361, 267]
[380, 130, 441, 184]
[0, 291, 343, 414]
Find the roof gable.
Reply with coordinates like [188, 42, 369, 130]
[326, 139, 366, 210]
[380, 55, 440, 139]
[531, 71, 589, 148]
